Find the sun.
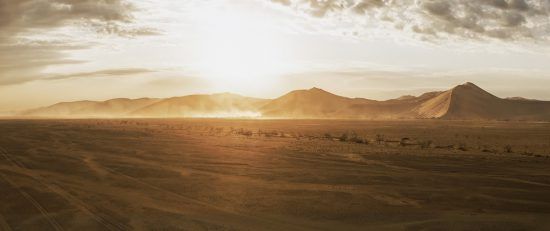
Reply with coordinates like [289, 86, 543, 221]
[194, 7, 291, 94]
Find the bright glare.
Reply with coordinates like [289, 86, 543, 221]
[195, 8, 290, 93]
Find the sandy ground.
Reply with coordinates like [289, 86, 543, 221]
[0, 119, 550, 230]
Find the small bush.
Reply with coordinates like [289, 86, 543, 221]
[339, 133, 348, 142]
[237, 128, 253, 137]
[504, 145, 513, 153]
[349, 136, 364, 144]
[375, 134, 385, 144]
[457, 143, 468, 151]
[419, 140, 432, 149]
[400, 138, 411, 146]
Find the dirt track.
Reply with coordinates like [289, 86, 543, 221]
[1, 119, 550, 230]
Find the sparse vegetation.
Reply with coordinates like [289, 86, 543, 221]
[2, 119, 549, 230]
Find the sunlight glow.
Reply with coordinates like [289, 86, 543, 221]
[194, 7, 291, 93]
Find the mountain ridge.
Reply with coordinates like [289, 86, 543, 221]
[19, 82, 550, 121]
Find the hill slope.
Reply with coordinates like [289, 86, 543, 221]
[441, 83, 550, 120]
[259, 88, 373, 118]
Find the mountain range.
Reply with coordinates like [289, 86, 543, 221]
[20, 82, 550, 121]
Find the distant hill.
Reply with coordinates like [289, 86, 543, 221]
[131, 93, 269, 117]
[22, 98, 161, 117]
[259, 87, 375, 118]
[20, 82, 550, 121]
[22, 93, 268, 118]
[260, 82, 550, 120]
[439, 83, 550, 120]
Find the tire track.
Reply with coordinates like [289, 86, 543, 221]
[1, 146, 311, 231]
[0, 147, 129, 231]
[0, 148, 64, 231]
[0, 174, 63, 231]
[34, 181, 131, 231]
[101, 165, 313, 231]
[0, 212, 12, 231]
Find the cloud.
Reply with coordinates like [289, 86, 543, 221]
[44, 68, 156, 81]
[0, 0, 137, 37]
[270, 0, 550, 42]
[0, 0, 155, 85]
[0, 41, 87, 85]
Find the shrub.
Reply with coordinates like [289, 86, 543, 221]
[420, 140, 432, 149]
[457, 143, 468, 151]
[400, 138, 411, 146]
[349, 135, 364, 144]
[375, 134, 385, 144]
[339, 133, 348, 142]
[237, 128, 253, 137]
[504, 145, 513, 153]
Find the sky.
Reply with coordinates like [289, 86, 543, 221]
[1, 0, 550, 112]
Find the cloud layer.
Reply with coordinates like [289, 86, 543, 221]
[0, 0, 136, 37]
[45, 68, 155, 81]
[271, 0, 550, 41]
[0, 0, 153, 85]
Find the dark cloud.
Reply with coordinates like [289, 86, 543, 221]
[304, 0, 352, 17]
[414, 0, 550, 40]
[0, 0, 135, 37]
[271, 0, 550, 41]
[0, 0, 155, 85]
[482, 0, 509, 9]
[503, 12, 526, 27]
[352, 0, 385, 14]
[510, 0, 530, 10]
[423, 1, 452, 17]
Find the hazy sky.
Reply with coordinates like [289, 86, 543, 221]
[2, 0, 550, 111]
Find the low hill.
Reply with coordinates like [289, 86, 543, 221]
[22, 98, 161, 117]
[131, 93, 269, 117]
[23, 93, 268, 118]
[259, 87, 374, 118]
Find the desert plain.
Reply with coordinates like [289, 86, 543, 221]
[1, 119, 550, 230]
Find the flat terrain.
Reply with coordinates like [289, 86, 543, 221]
[1, 119, 550, 230]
